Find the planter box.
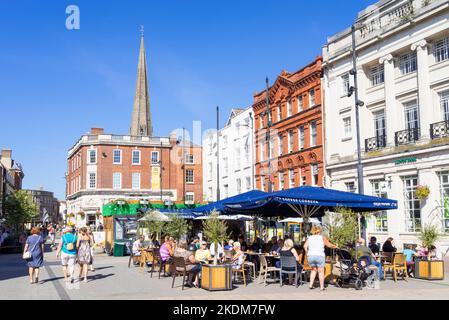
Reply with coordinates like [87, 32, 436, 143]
[415, 259, 445, 280]
[201, 264, 232, 291]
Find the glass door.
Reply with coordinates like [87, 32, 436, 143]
[404, 101, 420, 130]
[374, 110, 386, 147]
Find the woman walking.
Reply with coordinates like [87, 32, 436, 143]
[56, 226, 77, 283]
[77, 227, 93, 282]
[304, 226, 337, 291]
[23, 227, 45, 284]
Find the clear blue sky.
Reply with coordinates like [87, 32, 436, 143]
[0, 0, 374, 199]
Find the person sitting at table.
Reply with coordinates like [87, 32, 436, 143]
[224, 239, 234, 251]
[382, 237, 397, 253]
[231, 242, 245, 270]
[132, 236, 144, 257]
[428, 245, 443, 261]
[250, 238, 263, 252]
[190, 236, 200, 250]
[160, 235, 174, 263]
[403, 244, 417, 276]
[238, 236, 248, 252]
[210, 241, 224, 259]
[368, 236, 380, 255]
[416, 244, 428, 258]
[355, 238, 383, 281]
[174, 240, 201, 288]
[195, 241, 212, 264]
[269, 236, 279, 254]
[275, 239, 303, 285]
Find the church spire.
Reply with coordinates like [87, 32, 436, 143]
[130, 27, 152, 136]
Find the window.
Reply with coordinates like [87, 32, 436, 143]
[260, 116, 264, 129]
[113, 172, 121, 189]
[399, 52, 417, 75]
[278, 134, 283, 156]
[132, 150, 141, 165]
[310, 121, 317, 147]
[185, 154, 194, 164]
[374, 110, 386, 139]
[260, 142, 265, 162]
[301, 168, 307, 186]
[434, 37, 449, 63]
[299, 126, 305, 149]
[371, 179, 388, 232]
[342, 74, 350, 96]
[224, 184, 229, 198]
[244, 140, 250, 164]
[186, 170, 194, 183]
[370, 65, 385, 87]
[151, 151, 159, 165]
[403, 176, 421, 232]
[88, 173, 96, 189]
[261, 178, 266, 192]
[223, 157, 228, 176]
[268, 111, 272, 125]
[287, 99, 292, 117]
[288, 130, 294, 153]
[279, 172, 285, 190]
[309, 89, 316, 107]
[404, 100, 420, 130]
[343, 117, 352, 139]
[236, 178, 242, 194]
[277, 104, 282, 121]
[297, 96, 303, 112]
[345, 182, 356, 193]
[246, 176, 251, 191]
[438, 171, 449, 232]
[88, 150, 97, 164]
[222, 135, 228, 148]
[311, 164, 319, 186]
[289, 169, 295, 189]
[113, 149, 121, 164]
[235, 147, 241, 165]
[185, 192, 194, 204]
[132, 172, 140, 189]
[440, 91, 449, 121]
[269, 137, 274, 159]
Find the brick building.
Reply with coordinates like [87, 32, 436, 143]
[253, 57, 324, 191]
[0, 149, 24, 218]
[65, 34, 202, 227]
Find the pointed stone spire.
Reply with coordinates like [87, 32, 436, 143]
[130, 27, 152, 136]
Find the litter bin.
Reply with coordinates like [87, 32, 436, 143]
[113, 242, 126, 257]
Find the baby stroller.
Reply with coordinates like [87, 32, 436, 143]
[334, 249, 376, 290]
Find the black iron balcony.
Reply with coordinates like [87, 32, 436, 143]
[395, 127, 420, 146]
[430, 120, 449, 139]
[365, 135, 387, 152]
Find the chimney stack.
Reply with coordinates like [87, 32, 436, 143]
[0, 149, 12, 169]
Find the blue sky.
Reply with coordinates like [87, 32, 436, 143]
[0, 0, 374, 199]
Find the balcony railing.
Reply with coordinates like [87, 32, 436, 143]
[430, 120, 449, 139]
[395, 127, 420, 146]
[365, 135, 387, 152]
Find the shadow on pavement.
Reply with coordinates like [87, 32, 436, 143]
[88, 273, 115, 281]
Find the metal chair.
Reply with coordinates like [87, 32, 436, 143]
[280, 255, 303, 288]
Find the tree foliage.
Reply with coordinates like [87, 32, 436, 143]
[202, 210, 230, 265]
[325, 207, 359, 248]
[418, 224, 441, 249]
[163, 215, 190, 241]
[4, 190, 39, 232]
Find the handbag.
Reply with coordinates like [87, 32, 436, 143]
[23, 236, 41, 260]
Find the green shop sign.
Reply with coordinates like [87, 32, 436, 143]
[394, 157, 417, 166]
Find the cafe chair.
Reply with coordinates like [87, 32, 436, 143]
[244, 256, 257, 281]
[171, 256, 191, 290]
[232, 256, 250, 286]
[381, 251, 394, 267]
[259, 254, 280, 286]
[127, 243, 140, 268]
[383, 253, 408, 282]
[280, 255, 303, 288]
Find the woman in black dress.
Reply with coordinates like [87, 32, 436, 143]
[24, 227, 45, 284]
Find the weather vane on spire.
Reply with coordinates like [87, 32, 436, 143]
[140, 25, 144, 37]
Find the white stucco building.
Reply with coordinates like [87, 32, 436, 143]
[203, 108, 255, 202]
[323, 0, 449, 250]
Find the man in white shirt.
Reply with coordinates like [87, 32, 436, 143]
[132, 236, 144, 257]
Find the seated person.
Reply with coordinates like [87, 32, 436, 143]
[416, 245, 428, 258]
[403, 244, 417, 276]
[269, 236, 280, 253]
[382, 237, 397, 253]
[368, 236, 380, 255]
[237, 236, 248, 252]
[160, 235, 174, 263]
[231, 242, 245, 270]
[250, 241, 262, 252]
[132, 236, 144, 256]
[195, 241, 212, 264]
[191, 236, 200, 250]
[224, 239, 234, 251]
[174, 240, 201, 288]
[356, 238, 383, 281]
[275, 239, 303, 284]
[428, 245, 443, 261]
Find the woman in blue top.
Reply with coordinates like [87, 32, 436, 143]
[56, 227, 78, 283]
[24, 227, 45, 284]
[403, 244, 417, 276]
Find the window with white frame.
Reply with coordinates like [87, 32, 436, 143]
[151, 151, 159, 165]
[224, 184, 229, 198]
[297, 95, 303, 112]
[223, 157, 228, 176]
[438, 171, 449, 232]
[342, 74, 350, 96]
[235, 147, 241, 165]
[277, 104, 282, 121]
[113, 172, 122, 189]
[185, 153, 194, 164]
[399, 52, 417, 75]
[185, 192, 195, 204]
[301, 170, 307, 186]
[434, 37, 449, 63]
[288, 130, 294, 153]
[310, 121, 317, 147]
[88, 173, 96, 189]
[186, 169, 194, 183]
[88, 150, 97, 164]
[279, 172, 285, 191]
[299, 126, 305, 149]
[246, 176, 251, 191]
[278, 134, 283, 156]
[370, 65, 385, 87]
[132, 172, 140, 189]
[345, 181, 356, 193]
[268, 111, 272, 125]
[289, 169, 295, 189]
[236, 178, 242, 194]
[244, 140, 250, 163]
[343, 116, 352, 139]
[132, 150, 141, 165]
[309, 89, 316, 107]
[287, 99, 292, 117]
[260, 142, 265, 162]
[404, 100, 420, 131]
[113, 149, 121, 164]
[269, 137, 274, 159]
[311, 164, 319, 186]
[261, 178, 266, 192]
[440, 90, 449, 121]
[403, 175, 421, 232]
[371, 179, 388, 232]
[260, 116, 264, 129]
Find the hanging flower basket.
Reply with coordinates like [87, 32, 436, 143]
[78, 211, 86, 218]
[415, 185, 430, 201]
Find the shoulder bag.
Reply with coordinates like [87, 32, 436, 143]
[23, 236, 42, 260]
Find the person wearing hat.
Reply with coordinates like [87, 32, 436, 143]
[56, 226, 78, 283]
[194, 241, 212, 264]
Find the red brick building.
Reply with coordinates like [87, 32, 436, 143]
[253, 57, 324, 191]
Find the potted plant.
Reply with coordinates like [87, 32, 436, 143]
[200, 210, 232, 291]
[415, 224, 444, 280]
[415, 185, 430, 201]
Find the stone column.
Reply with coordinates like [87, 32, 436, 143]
[411, 40, 432, 140]
[379, 54, 396, 147]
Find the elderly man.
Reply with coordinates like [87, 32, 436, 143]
[356, 238, 383, 281]
[132, 236, 145, 257]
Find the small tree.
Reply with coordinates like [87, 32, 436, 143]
[142, 218, 166, 242]
[418, 223, 441, 250]
[4, 190, 39, 233]
[202, 210, 230, 265]
[325, 207, 359, 248]
[163, 215, 190, 242]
